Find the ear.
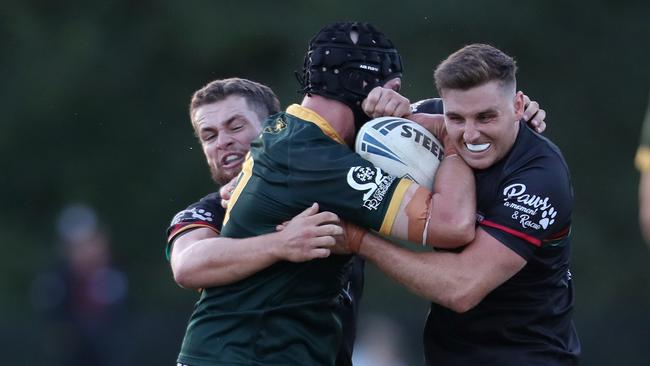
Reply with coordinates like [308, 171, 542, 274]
[513, 91, 525, 120]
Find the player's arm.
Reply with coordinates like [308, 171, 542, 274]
[639, 172, 650, 243]
[388, 154, 476, 248]
[360, 92, 476, 248]
[636, 95, 650, 246]
[357, 227, 526, 313]
[378, 113, 475, 248]
[170, 204, 342, 289]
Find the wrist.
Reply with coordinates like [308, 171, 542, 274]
[350, 230, 367, 254]
[268, 230, 286, 260]
[345, 222, 367, 254]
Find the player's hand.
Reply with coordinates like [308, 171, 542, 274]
[522, 93, 547, 133]
[274, 203, 343, 262]
[407, 113, 447, 141]
[219, 177, 238, 208]
[362, 86, 411, 118]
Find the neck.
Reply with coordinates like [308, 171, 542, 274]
[301, 94, 356, 146]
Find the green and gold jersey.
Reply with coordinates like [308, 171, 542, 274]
[176, 105, 411, 366]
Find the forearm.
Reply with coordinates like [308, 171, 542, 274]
[358, 233, 473, 312]
[172, 233, 280, 289]
[358, 228, 526, 313]
[427, 155, 476, 247]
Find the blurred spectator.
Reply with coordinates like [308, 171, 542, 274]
[352, 314, 408, 366]
[30, 203, 129, 366]
[635, 92, 650, 246]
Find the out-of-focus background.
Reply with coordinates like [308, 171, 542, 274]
[2, 0, 649, 365]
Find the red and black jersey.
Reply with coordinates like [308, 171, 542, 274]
[165, 192, 225, 260]
[415, 99, 580, 365]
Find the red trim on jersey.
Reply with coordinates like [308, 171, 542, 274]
[167, 222, 220, 242]
[544, 225, 571, 241]
[480, 219, 542, 247]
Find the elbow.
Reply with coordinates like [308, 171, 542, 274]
[447, 293, 480, 314]
[172, 267, 192, 289]
[445, 288, 482, 314]
[427, 214, 475, 248]
[447, 222, 475, 247]
[171, 261, 201, 290]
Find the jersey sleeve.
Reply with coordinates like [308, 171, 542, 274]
[165, 193, 225, 260]
[411, 98, 444, 114]
[288, 141, 413, 236]
[478, 157, 573, 260]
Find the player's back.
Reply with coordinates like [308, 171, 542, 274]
[181, 110, 353, 366]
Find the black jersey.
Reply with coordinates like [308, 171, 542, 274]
[414, 98, 579, 365]
[166, 192, 365, 366]
[166, 192, 225, 259]
[411, 97, 444, 114]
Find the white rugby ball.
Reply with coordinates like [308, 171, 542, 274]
[355, 117, 444, 188]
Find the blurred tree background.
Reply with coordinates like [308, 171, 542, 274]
[1, 0, 649, 364]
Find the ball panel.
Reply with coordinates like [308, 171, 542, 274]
[355, 117, 443, 188]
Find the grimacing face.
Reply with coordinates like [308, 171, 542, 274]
[192, 95, 264, 185]
[443, 80, 524, 170]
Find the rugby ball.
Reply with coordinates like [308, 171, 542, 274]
[355, 117, 444, 188]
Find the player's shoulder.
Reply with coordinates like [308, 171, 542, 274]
[169, 192, 224, 227]
[411, 98, 444, 114]
[508, 123, 571, 178]
[257, 110, 323, 147]
[497, 126, 574, 211]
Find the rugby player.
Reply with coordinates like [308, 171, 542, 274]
[165, 78, 364, 366]
[169, 22, 551, 364]
[175, 21, 478, 365]
[635, 91, 650, 245]
[342, 44, 580, 365]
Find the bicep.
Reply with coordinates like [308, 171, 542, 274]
[388, 158, 476, 248]
[170, 227, 219, 264]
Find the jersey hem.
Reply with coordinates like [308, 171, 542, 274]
[165, 224, 220, 260]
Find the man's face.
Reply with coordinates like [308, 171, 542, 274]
[193, 96, 264, 185]
[443, 80, 524, 170]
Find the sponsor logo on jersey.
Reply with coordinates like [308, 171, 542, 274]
[409, 100, 425, 113]
[263, 117, 287, 134]
[347, 166, 395, 210]
[171, 207, 215, 225]
[502, 183, 557, 230]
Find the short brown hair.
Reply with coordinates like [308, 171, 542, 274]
[434, 44, 517, 95]
[189, 78, 281, 126]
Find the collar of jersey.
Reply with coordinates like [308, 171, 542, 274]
[286, 104, 346, 145]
